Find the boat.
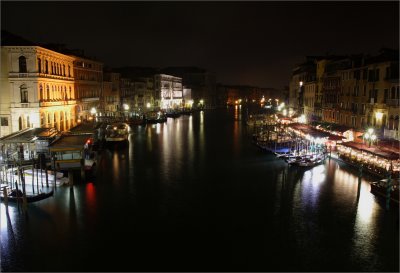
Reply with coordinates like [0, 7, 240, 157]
[145, 111, 167, 123]
[105, 123, 130, 142]
[1, 189, 54, 203]
[370, 178, 399, 203]
[165, 110, 181, 118]
[126, 117, 145, 126]
[6, 168, 69, 186]
[297, 157, 324, 167]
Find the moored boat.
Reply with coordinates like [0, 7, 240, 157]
[105, 123, 130, 142]
[1, 189, 54, 203]
[370, 178, 399, 203]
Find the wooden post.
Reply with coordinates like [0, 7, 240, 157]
[357, 164, 362, 201]
[45, 165, 49, 187]
[21, 167, 27, 210]
[386, 173, 392, 211]
[68, 171, 74, 187]
[52, 155, 56, 191]
[39, 154, 44, 188]
[31, 160, 35, 194]
[36, 158, 39, 193]
[2, 187, 8, 209]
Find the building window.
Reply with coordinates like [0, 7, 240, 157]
[39, 84, 44, 101]
[0, 117, 8, 126]
[45, 60, 49, 74]
[63, 64, 66, 76]
[19, 56, 27, 73]
[20, 85, 28, 103]
[46, 85, 50, 100]
[68, 65, 71, 77]
[38, 58, 42, 73]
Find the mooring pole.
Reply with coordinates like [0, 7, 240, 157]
[386, 172, 392, 211]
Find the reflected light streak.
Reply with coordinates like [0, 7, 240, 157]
[301, 165, 326, 207]
[85, 182, 96, 210]
[156, 123, 161, 134]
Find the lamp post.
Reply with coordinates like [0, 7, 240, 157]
[364, 128, 377, 147]
[90, 107, 97, 122]
[123, 104, 129, 120]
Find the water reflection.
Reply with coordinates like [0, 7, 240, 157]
[0, 109, 398, 272]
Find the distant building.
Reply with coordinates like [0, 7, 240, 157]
[103, 71, 120, 116]
[161, 67, 216, 109]
[154, 74, 183, 109]
[72, 56, 103, 121]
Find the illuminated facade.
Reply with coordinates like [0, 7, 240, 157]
[155, 74, 183, 109]
[103, 72, 120, 116]
[72, 56, 103, 121]
[1, 46, 77, 137]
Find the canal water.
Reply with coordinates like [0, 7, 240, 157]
[1, 107, 399, 272]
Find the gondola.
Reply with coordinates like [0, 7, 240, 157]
[1, 190, 54, 203]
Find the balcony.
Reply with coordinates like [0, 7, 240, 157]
[11, 102, 40, 108]
[8, 72, 74, 81]
[39, 100, 76, 107]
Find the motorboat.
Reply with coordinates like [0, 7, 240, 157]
[370, 178, 399, 203]
[105, 123, 130, 142]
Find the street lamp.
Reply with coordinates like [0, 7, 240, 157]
[89, 107, 96, 122]
[364, 128, 377, 147]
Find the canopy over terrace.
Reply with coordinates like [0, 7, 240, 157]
[0, 127, 58, 160]
[287, 123, 345, 141]
[341, 141, 400, 161]
[339, 141, 400, 177]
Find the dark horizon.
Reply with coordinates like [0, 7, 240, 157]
[1, 1, 399, 88]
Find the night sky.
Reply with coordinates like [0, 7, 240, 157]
[1, 1, 399, 88]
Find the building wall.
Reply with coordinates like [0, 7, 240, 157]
[72, 57, 103, 120]
[1, 46, 77, 136]
[155, 74, 183, 109]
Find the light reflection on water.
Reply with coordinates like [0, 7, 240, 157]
[0, 108, 398, 272]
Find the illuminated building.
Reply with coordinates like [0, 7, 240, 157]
[103, 72, 121, 116]
[71, 56, 103, 121]
[155, 74, 183, 109]
[1, 42, 77, 137]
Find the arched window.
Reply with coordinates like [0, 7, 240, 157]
[46, 85, 50, 100]
[20, 85, 28, 103]
[39, 84, 43, 101]
[41, 113, 45, 126]
[63, 64, 65, 76]
[68, 65, 71, 77]
[19, 56, 27, 73]
[38, 58, 42, 73]
[45, 60, 49, 74]
[18, 116, 23, 130]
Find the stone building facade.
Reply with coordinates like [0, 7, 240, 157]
[1, 45, 77, 137]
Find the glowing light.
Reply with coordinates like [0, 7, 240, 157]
[371, 134, 377, 141]
[90, 107, 97, 115]
[298, 114, 306, 123]
[368, 128, 374, 134]
[146, 103, 151, 108]
[375, 112, 383, 119]
[199, 99, 204, 104]
[123, 104, 129, 111]
[299, 81, 303, 87]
